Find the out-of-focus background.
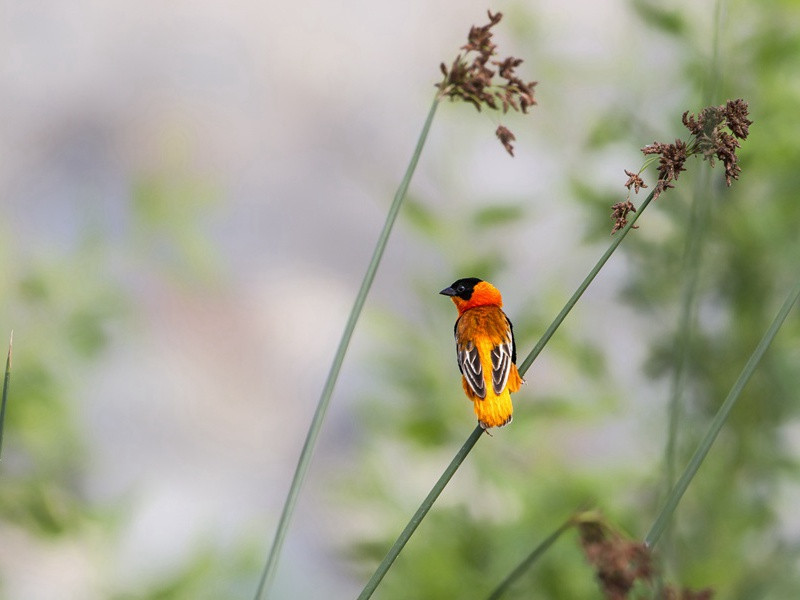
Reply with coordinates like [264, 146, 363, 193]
[2, 0, 800, 598]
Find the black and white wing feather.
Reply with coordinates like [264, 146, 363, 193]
[457, 340, 486, 399]
[490, 334, 514, 395]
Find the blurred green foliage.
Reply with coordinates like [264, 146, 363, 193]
[344, 1, 800, 598]
[112, 541, 261, 600]
[0, 165, 227, 598]
[132, 173, 222, 284]
[0, 245, 125, 540]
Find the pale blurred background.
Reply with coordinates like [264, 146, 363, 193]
[2, 0, 800, 598]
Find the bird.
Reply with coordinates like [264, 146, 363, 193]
[440, 277, 523, 429]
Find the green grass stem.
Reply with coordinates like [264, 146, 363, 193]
[357, 425, 485, 600]
[0, 332, 12, 461]
[253, 97, 440, 600]
[662, 0, 723, 552]
[518, 187, 657, 374]
[486, 516, 575, 600]
[645, 276, 800, 547]
[661, 172, 711, 559]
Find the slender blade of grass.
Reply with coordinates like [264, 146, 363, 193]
[357, 425, 485, 600]
[662, 0, 723, 555]
[358, 189, 657, 599]
[661, 171, 711, 563]
[253, 97, 440, 600]
[0, 332, 12, 461]
[645, 277, 800, 547]
[486, 516, 575, 600]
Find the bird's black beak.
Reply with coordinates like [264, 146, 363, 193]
[439, 286, 457, 297]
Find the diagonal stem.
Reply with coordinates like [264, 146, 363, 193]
[357, 425, 485, 600]
[645, 276, 800, 547]
[253, 97, 440, 600]
[486, 516, 575, 599]
[518, 188, 657, 375]
[358, 188, 657, 599]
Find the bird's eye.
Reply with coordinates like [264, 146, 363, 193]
[457, 285, 465, 293]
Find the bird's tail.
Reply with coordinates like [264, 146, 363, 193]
[469, 363, 522, 429]
[474, 391, 513, 429]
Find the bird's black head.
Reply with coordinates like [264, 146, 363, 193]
[439, 277, 483, 300]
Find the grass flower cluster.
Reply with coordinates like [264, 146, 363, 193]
[436, 10, 537, 156]
[612, 99, 752, 233]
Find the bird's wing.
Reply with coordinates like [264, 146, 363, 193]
[457, 339, 486, 399]
[490, 333, 514, 395]
[489, 315, 518, 395]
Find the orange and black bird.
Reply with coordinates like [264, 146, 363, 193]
[440, 277, 523, 429]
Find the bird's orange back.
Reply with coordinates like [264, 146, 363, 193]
[440, 278, 523, 429]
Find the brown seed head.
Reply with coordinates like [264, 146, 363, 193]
[723, 98, 752, 139]
[611, 200, 637, 234]
[681, 99, 751, 186]
[578, 521, 653, 600]
[623, 169, 647, 194]
[496, 125, 516, 156]
[437, 11, 538, 155]
[657, 139, 688, 183]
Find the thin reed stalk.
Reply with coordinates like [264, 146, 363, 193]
[0, 333, 11, 461]
[661, 171, 711, 562]
[486, 516, 576, 600]
[357, 425, 485, 600]
[646, 277, 800, 547]
[254, 97, 440, 600]
[662, 0, 724, 555]
[518, 187, 656, 373]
